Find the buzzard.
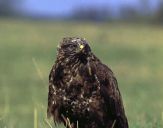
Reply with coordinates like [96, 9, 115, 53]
[47, 37, 129, 128]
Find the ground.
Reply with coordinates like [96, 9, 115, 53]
[0, 19, 163, 128]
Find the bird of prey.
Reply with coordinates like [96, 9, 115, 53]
[47, 37, 129, 128]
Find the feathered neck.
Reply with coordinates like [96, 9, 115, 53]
[56, 52, 94, 67]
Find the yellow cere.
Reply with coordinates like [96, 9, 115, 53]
[80, 44, 84, 49]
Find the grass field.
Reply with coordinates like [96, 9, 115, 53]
[0, 19, 163, 128]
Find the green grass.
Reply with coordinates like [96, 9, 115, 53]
[0, 19, 163, 128]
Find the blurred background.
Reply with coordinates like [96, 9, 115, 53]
[0, 0, 163, 128]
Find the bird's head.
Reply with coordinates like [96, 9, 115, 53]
[57, 37, 91, 59]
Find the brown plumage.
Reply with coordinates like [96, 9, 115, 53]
[47, 37, 129, 128]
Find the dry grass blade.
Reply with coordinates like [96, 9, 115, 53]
[66, 117, 72, 128]
[32, 57, 46, 86]
[77, 120, 79, 128]
[34, 108, 38, 128]
[61, 114, 68, 128]
[111, 120, 116, 128]
[61, 114, 72, 128]
[44, 118, 53, 128]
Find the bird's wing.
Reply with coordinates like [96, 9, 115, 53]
[47, 64, 63, 121]
[47, 65, 56, 118]
[96, 63, 128, 127]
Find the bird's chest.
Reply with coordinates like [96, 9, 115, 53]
[57, 65, 104, 115]
[61, 64, 99, 95]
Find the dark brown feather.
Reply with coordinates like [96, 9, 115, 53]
[47, 37, 129, 128]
